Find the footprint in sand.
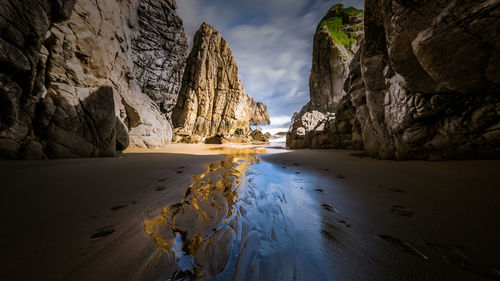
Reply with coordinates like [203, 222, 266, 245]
[391, 205, 413, 217]
[319, 168, 330, 171]
[315, 188, 325, 194]
[338, 220, 351, 228]
[90, 226, 115, 240]
[292, 163, 300, 166]
[321, 203, 337, 213]
[336, 174, 345, 179]
[158, 178, 168, 182]
[155, 186, 166, 191]
[110, 204, 128, 211]
[176, 170, 184, 174]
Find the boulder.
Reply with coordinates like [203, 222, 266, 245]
[250, 130, 269, 143]
[115, 117, 130, 152]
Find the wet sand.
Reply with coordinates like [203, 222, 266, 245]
[1, 145, 499, 280]
[262, 149, 500, 281]
[0, 150, 223, 281]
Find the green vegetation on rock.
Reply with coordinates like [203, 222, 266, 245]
[317, 6, 364, 50]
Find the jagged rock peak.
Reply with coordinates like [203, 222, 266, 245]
[172, 23, 270, 138]
[250, 100, 271, 125]
[317, 4, 364, 55]
[307, 4, 364, 114]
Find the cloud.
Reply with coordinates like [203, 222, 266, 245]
[177, 0, 364, 120]
[270, 115, 293, 127]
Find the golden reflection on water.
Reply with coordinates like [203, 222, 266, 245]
[144, 146, 266, 279]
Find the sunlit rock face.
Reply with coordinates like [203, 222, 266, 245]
[336, 0, 500, 160]
[287, 4, 364, 149]
[250, 100, 271, 126]
[307, 4, 364, 113]
[0, 0, 186, 159]
[172, 23, 270, 139]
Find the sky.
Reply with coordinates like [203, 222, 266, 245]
[177, 0, 364, 132]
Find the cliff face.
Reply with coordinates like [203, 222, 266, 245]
[172, 23, 270, 138]
[338, 0, 500, 160]
[132, 0, 187, 116]
[288, 4, 364, 149]
[289, 0, 500, 160]
[307, 5, 364, 112]
[0, 0, 187, 159]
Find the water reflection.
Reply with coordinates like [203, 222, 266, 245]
[144, 146, 332, 280]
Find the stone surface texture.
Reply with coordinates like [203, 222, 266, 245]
[289, 1, 500, 160]
[338, 0, 500, 159]
[0, 0, 187, 159]
[132, 0, 187, 116]
[172, 23, 270, 140]
[288, 4, 364, 149]
[307, 4, 364, 113]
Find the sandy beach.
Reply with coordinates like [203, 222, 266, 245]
[1, 144, 499, 281]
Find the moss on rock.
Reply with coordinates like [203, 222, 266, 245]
[317, 5, 364, 50]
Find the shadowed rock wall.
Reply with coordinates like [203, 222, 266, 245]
[288, 1, 500, 160]
[338, 0, 500, 160]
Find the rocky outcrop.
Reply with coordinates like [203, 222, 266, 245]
[0, 0, 187, 159]
[288, 4, 364, 148]
[250, 129, 269, 143]
[306, 5, 364, 113]
[250, 100, 271, 125]
[336, 0, 500, 160]
[172, 23, 270, 140]
[290, 0, 500, 160]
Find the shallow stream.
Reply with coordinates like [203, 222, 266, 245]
[144, 146, 335, 280]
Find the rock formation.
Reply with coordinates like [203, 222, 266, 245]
[288, 4, 364, 149]
[172, 23, 270, 140]
[338, 0, 500, 160]
[289, 0, 500, 160]
[306, 5, 364, 113]
[132, 0, 187, 116]
[0, 0, 187, 159]
[250, 100, 271, 125]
